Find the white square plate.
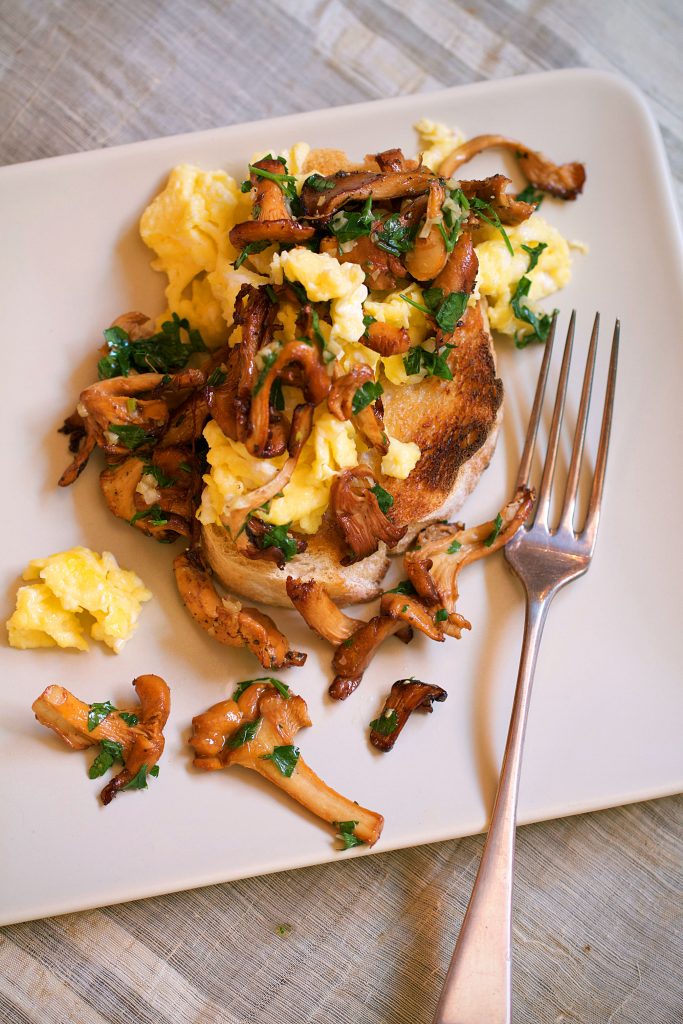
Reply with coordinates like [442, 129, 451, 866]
[1, 69, 682, 926]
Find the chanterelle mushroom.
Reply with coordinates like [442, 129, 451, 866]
[369, 678, 447, 753]
[174, 548, 306, 669]
[189, 680, 384, 847]
[31, 674, 170, 804]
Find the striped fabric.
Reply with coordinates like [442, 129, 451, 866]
[1, 1, 682, 1021]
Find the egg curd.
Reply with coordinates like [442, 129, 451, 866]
[140, 125, 575, 535]
[6, 548, 152, 653]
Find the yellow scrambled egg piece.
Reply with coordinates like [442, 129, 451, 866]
[6, 549, 152, 653]
[475, 214, 571, 337]
[414, 118, 464, 172]
[200, 411, 360, 535]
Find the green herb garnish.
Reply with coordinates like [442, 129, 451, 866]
[256, 522, 299, 562]
[233, 678, 290, 701]
[227, 717, 263, 749]
[142, 464, 174, 488]
[130, 504, 169, 527]
[484, 513, 503, 548]
[118, 711, 139, 727]
[402, 343, 454, 381]
[108, 424, 157, 451]
[334, 820, 366, 850]
[261, 744, 300, 777]
[97, 313, 206, 379]
[246, 159, 298, 203]
[123, 764, 152, 790]
[372, 213, 416, 256]
[370, 483, 394, 515]
[400, 288, 468, 336]
[329, 197, 374, 244]
[304, 173, 335, 192]
[516, 184, 545, 207]
[234, 240, 270, 270]
[88, 739, 124, 779]
[511, 243, 556, 347]
[351, 380, 383, 415]
[435, 608, 449, 623]
[253, 347, 281, 395]
[369, 709, 399, 736]
[87, 700, 117, 732]
[385, 579, 416, 596]
[149, 765, 160, 777]
[447, 538, 462, 553]
[469, 196, 514, 255]
[207, 367, 227, 387]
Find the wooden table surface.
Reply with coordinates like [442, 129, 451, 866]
[1, 2, 681, 1021]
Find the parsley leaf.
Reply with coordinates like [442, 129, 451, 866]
[309, 308, 326, 348]
[334, 820, 366, 850]
[234, 240, 269, 270]
[400, 289, 468, 335]
[435, 608, 449, 622]
[261, 744, 300, 777]
[88, 739, 124, 779]
[130, 503, 169, 527]
[329, 197, 374, 244]
[118, 711, 139, 727]
[233, 678, 290, 701]
[510, 243, 556, 347]
[142, 464, 174, 488]
[369, 709, 399, 736]
[372, 213, 416, 256]
[97, 313, 206, 379]
[255, 522, 299, 562]
[149, 765, 160, 778]
[447, 538, 462, 554]
[207, 367, 227, 387]
[253, 347, 281, 395]
[516, 184, 545, 208]
[370, 483, 394, 515]
[108, 424, 157, 451]
[351, 380, 383, 415]
[401, 343, 454, 381]
[484, 513, 504, 548]
[384, 579, 416, 596]
[87, 700, 117, 732]
[247, 160, 298, 204]
[123, 764, 152, 790]
[227, 717, 263, 749]
[304, 173, 335, 192]
[362, 313, 376, 329]
[469, 196, 514, 255]
[270, 377, 285, 411]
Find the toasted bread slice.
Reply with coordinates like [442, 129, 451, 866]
[202, 300, 502, 607]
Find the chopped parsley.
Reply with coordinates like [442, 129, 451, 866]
[516, 184, 545, 208]
[435, 608, 449, 623]
[351, 380, 383, 415]
[261, 744, 300, 777]
[97, 313, 206, 379]
[447, 538, 462, 554]
[270, 377, 285, 411]
[108, 424, 157, 451]
[257, 522, 299, 562]
[369, 709, 399, 736]
[233, 678, 290, 701]
[118, 711, 139, 727]
[402, 343, 454, 381]
[130, 503, 169, 527]
[88, 739, 124, 779]
[142, 464, 174, 488]
[370, 483, 394, 515]
[511, 242, 556, 347]
[309, 308, 327, 348]
[253, 347, 281, 395]
[304, 173, 335, 192]
[362, 313, 377, 331]
[400, 288, 468, 335]
[122, 764, 157, 790]
[385, 579, 416, 596]
[227, 717, 263, 749]
[329, 196, 374, 244]
[207, 367, 227, 387]
[484, 512, 504, 548]
[87, 700, 117, 732]
[179, 461, 193, 474]
[372, 213, 417, 256]
[469, 196, 514, 255]
[437, 186, 470, 252]
[334, 820, 366, 850]
[234, 240, 270, 270]
[242, 156, 298, 204]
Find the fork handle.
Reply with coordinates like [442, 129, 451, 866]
[433, 596, 550, 1024]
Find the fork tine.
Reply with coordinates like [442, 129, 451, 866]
[534, 311, 575, 529]
[558, 313, 600, 533]
[514, 314, 558, 491]
[582, 320, 620, 550]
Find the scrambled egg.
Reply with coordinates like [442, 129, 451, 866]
[199, 412, 360, 535]
[6, 549, 152, 653]
[140, 126, 576, 536]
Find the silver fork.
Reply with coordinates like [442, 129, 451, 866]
[433, 312, 620, 1024]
